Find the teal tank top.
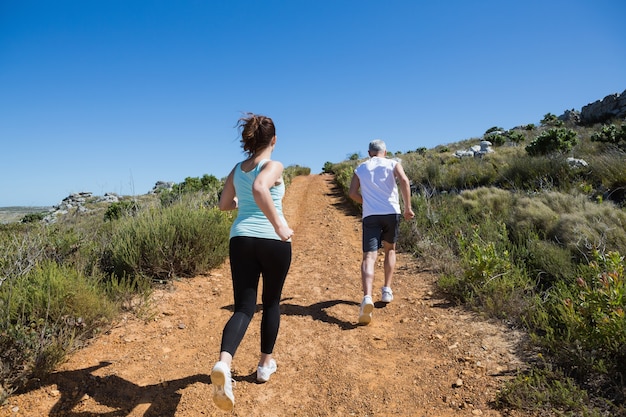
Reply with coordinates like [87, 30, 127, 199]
[229, 159, 287, 240]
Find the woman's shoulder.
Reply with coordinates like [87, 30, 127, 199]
[259, 159, 284, 171]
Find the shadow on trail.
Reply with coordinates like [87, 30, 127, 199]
[220, 299, 372, 331]
[17, 361, 210, 416]
[323, 175, 361, 218]
[281, 298, 360, 330]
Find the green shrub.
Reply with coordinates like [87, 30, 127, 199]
[0, 261, 116, 399]
[20, 212, 46, 223]
[591, 123, 626, 151]
[159, 174, 223, 207]
[485, 132, 506, 146]
[506, 130, 526, 144]
[103, 272, 154, 316]
[1, 261, 115, 333]
[555, 251, 626, 362]
[526, 249, 626, 403]
[485, 126, 505, 135]
[496, 366, 604, 415]
[104, 202, 231, 282]
[500, 155, 574, 191]
[397, 195, 460, 276]
[524, 238, 575, 288]
[584, 149, 626, 206]
[323, 161, 335, 173]
[439, 221, 530, 318]
[540, 113, 564, 127]
[283, 164, 311, 185]
[104, 200, 139, 221]
[456, 187, 512, 219]
[526, 128, 578, 156]
[331, 161, 359, 198]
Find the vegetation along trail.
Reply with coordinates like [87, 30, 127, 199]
[1, 174, 529, 417]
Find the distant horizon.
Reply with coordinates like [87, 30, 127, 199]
[2, 1, 624, 207]
[3, 87, 621, 210]
[3, 87, 625, 209]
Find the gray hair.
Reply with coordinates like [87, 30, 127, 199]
[368, 139, 386, 152]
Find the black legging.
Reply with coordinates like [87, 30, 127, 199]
[220, 236, 292, 356]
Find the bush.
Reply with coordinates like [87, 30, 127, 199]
[585, 149, 626, 206]
[524, 249, 626, 407]
[553, 251, 626, 365]
[540, 113, 564, 127]
[524, 238, 575, 289]
[104, 202, 231, 282]
[526, 128, 578, 156]
[159, 174, 223, 207]
[498, 154, 574, 191]
[485, 132, 506, 146]
[20, 212, 46, 223]
[0, 261, 116, 400]
[323, 161, 335, 173]
[496, 366, 605, 415]
[283, 164, 311, 185]
[104, 199, 139, 221]
[591, 123, 626, 151]
[439, 221, 530, 318]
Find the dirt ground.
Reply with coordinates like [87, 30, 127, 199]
[1, 174, 531, 417]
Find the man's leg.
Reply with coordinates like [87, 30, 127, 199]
[382, 241, 396, 289]
[359, 252, 376, 324]
[361, 250, 377, 297]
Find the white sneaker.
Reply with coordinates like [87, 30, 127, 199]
[381, 287, 394, 303]
[358, 296, 374, 325]
[256, 359, 277, 382]
[211, 361, 235, 411]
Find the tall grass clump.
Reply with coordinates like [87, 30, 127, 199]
[439, 221, 531, 319]
[497, 155, 575, 192]
[104, 196, 232, 283]
[495, 366, 605, 416]
[398, 193, 463, 276]
[158, 174, 223, 207]
[584, 149, 626, 206]
[524, 250, 626, 408]
[0, 260, 115, 401]
[284, 164, 311, 184]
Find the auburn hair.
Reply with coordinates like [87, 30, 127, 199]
[237, 113, 276, 157]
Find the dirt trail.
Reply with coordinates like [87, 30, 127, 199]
[1, 174, 528, 417]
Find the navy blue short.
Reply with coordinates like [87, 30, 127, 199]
[362, 214, 400, 252]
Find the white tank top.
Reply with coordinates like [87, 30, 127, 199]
[354, 157, 400, 218]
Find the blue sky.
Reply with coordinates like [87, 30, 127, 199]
[1, 1, 625, 207]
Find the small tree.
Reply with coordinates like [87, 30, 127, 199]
[525, 128, 578, 156]
[540, 113, 564, 127]
[485, 126, 505, 135]
[323, 161, 334, 173]
[591, 123, 626, 151]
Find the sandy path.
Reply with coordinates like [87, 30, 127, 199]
[1, 174, 528, 417]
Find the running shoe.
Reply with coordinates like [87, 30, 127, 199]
[256, 359, 277, 382]
[358, 296, 374, 325]
[381, 287, 394, 303]
[211, 361, 234, 411]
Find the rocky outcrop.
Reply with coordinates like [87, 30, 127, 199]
[42, 181, 172, 224]
[454, 140, 494, 158]
[563, 89, 626, 125]
[43, 192, 120, 224]
[151, 181, 174, 193]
